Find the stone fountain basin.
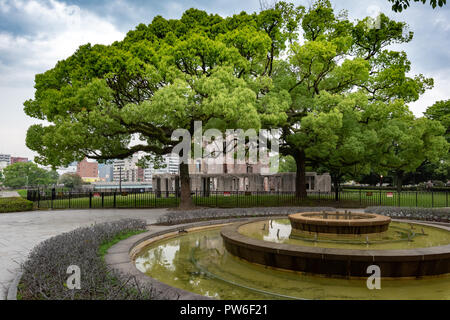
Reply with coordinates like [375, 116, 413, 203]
[289, 212, 391, 234]
[221, 218, 450, 278]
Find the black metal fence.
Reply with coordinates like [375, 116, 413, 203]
[27, 188, 449, 210]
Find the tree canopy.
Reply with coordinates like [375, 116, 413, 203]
[24, 6, 293, 207]
[58, 173, 84, 189]
[24, 0, 448, 203]
[2, 162, 59, 189]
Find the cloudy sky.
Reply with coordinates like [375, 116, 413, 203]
[0, 0, 449, 160]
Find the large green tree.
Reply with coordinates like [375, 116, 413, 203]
[25, 8, 291, 208]
[424, 99, 450, 182]
[375, 110, 448, 192]
[273, 1, 433, 197]
[424, 100, 450, 141]
[2, 162, 58, 189]
[58, 173, 84, 189]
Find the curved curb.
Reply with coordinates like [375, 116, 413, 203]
[221, 219, 450, 278]
[105, 217, 273, 300]
[6, 271, 22, 300]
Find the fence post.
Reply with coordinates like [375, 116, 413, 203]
[379, 189, 382, 205]
[215, 191, 218, 207]
[447, 190, 448, 207]
[51, 188, 55, 209]
[359, 187, 362, 206]
[68, 191, 71, 209]
[37, 188, 40, 209]
[89, 191, 92, 209]
[135, 190, 137, 208]
[432, 189, 434, 208]
[113, 191, 116, 208]
[416, 191, 418, 207]
[102, 192, 104, 208]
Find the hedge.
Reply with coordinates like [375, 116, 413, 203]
[0, 197, 33, 213]
[365, 206, 450, 223]
[18, 219, 157, 300]
[157, 206, 336, 225]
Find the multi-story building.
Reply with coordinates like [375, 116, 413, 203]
[143, 154, 179, 183]
[77, 158, 98, 182]
[113, 154, 144, 182]
[10, 157, 28, 164]
[0, 154, 11, 165]
[98, 163, 114, 182]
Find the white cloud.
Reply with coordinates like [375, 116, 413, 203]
[0, 0, 125, 158]
[408, 70, 450, 117]
[0, 0, 125, 87]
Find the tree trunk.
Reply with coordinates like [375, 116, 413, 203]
[295, 151, 307, 198]
[179, 162, 194, 209]
[332, 175, 340, 202]
[396, 170, 403, 194]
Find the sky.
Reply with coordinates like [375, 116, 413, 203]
[0, 0, 449, 160]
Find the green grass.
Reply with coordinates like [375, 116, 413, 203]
[15, 189, 28, 198]
[98, 230, 146, 259]
[335, 189, 449, 208]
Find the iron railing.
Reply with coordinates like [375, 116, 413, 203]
[27, 188, 449, 209]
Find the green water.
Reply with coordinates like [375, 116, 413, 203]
[135, 227, 450, 300]
[239, 219, 450, 250]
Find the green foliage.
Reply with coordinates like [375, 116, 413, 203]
[0, 197, 33, 213]
[388, 0, 446, 12]
[98, 230, 146, 259]
[279, 155, 297, 172]
[24, 7, 292, 168]
[22, 0, 448, 197]
[376, 115, 449, 174]
[2, 162, 58, 189]
[58, 172, 83, 189]
[425, 99, 450, 142]
[16, 189, 28, 198]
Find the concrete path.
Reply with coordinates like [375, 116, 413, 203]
[0, 191, 20, 198]
[0, 208, 168, 300]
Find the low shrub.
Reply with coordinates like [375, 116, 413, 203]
[19, 219, 157, 300]
[157, 206, 336, 225]
[365, 206, 450, 223]
[0, 197, 33, 213]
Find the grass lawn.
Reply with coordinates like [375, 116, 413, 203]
[15, 189, 28, 198]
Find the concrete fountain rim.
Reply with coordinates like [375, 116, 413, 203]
[100, 216, 450, 300]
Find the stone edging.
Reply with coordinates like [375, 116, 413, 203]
[104, 217, 270, 300]
[6, 271, 22, 300]
[9, 215, 450, 300]
[221, 219, 450, 278]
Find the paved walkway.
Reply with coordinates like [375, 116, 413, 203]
[0, 208, 168, 300]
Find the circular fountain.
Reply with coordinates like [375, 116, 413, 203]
[132, 212, 450, 299]
[221, 212, 450, 278]
[288, 211, 391, 234]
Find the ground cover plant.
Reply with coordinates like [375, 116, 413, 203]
[18, 219, 156, 300]
[0, 197, 33, 213]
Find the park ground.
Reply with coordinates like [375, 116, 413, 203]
[0, 207, 168, 300]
